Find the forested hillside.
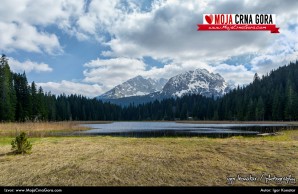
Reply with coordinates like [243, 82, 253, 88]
[216, 62, 298, 121]
[124, 61, 298, 121]
[0, 55, 121, 122]
[1, 54, 297, 121]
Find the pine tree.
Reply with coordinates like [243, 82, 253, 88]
[0, 55, 16, 121]
[253, 73, 260, 82]
[45, 92, 56, 121]
[31, 82, 38, 121]
[272, 87, 283, 120]
[246, 99, 255, 121]
[255, 97, 265, 121]
[13, 73, 31, 121]
[37, 87, 47, 120]
[11, 132, 32, 154]
[284, 80, 295, 121]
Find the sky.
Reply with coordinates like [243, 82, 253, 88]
[1, 0, 298, 97]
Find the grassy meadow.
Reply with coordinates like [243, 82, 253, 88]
[0, 122, 297, 186]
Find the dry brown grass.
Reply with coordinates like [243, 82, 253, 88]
[0, 122, 99, 137]
[0, 130, 297, 186]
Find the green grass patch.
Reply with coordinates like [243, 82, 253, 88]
[0, 137, 13, 146]
[0, 137, 43, 146]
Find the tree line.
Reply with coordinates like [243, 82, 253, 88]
[0, 55, 121, 122]
[1, 54, 297, 122]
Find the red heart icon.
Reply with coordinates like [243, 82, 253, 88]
[205, 14, 213, 24]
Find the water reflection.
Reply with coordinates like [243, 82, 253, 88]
[76, 122, 295, 138]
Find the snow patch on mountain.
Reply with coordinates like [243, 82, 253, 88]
[98, 68, 235, 105]
[161, 69, 231, 98]
[99, 76, 167, 99]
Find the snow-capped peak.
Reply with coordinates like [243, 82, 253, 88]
[99, 76, 168, 99]
[161, 68, 230, 98]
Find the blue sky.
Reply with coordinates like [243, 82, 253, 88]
[1, 0, 297, 97]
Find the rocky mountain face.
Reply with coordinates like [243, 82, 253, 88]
[99, 76, 167, 99]
[161, 69, 231, 98]
[98, 69, 234, 105]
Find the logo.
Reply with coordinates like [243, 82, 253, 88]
[198, 14, 279, 33]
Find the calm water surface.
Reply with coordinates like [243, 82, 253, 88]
[76, 122, 294, 137]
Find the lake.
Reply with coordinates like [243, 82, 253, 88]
[76, 122, 295, 137]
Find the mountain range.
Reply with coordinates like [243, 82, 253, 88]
[100, 76, 167, 99]
[98, 68, 235, 105]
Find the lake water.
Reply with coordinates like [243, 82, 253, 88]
[76, 122, 294, 137]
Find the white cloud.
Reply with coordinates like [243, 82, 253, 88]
[8, 58, 53, 73]
[143, 60, 212, 79]
[250, 24, 298, 75]
[2, 0, 297, 60]
[83, 58, 147, 90]
[0, 0, 85, 27]
[0, 22, 62, 54]
[213, 64, 254, 86]
[37, 80, 103, 98]
[100, 0, 279, 61]
[0, 0, 85, 54]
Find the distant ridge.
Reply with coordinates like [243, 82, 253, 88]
[97, 68, 234, 106]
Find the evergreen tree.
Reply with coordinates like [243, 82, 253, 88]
[31, 82, 38, 121]
[37, 87, 48, 120]
[284, 80, 296, 121]
[255, 97, 265, 121]
[253, 73, 260, 82]
[246, 99, 255, 121]
[0, 55, 16, 121]
[13, 73, 32, 121]
[272, 87, 283, 120]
